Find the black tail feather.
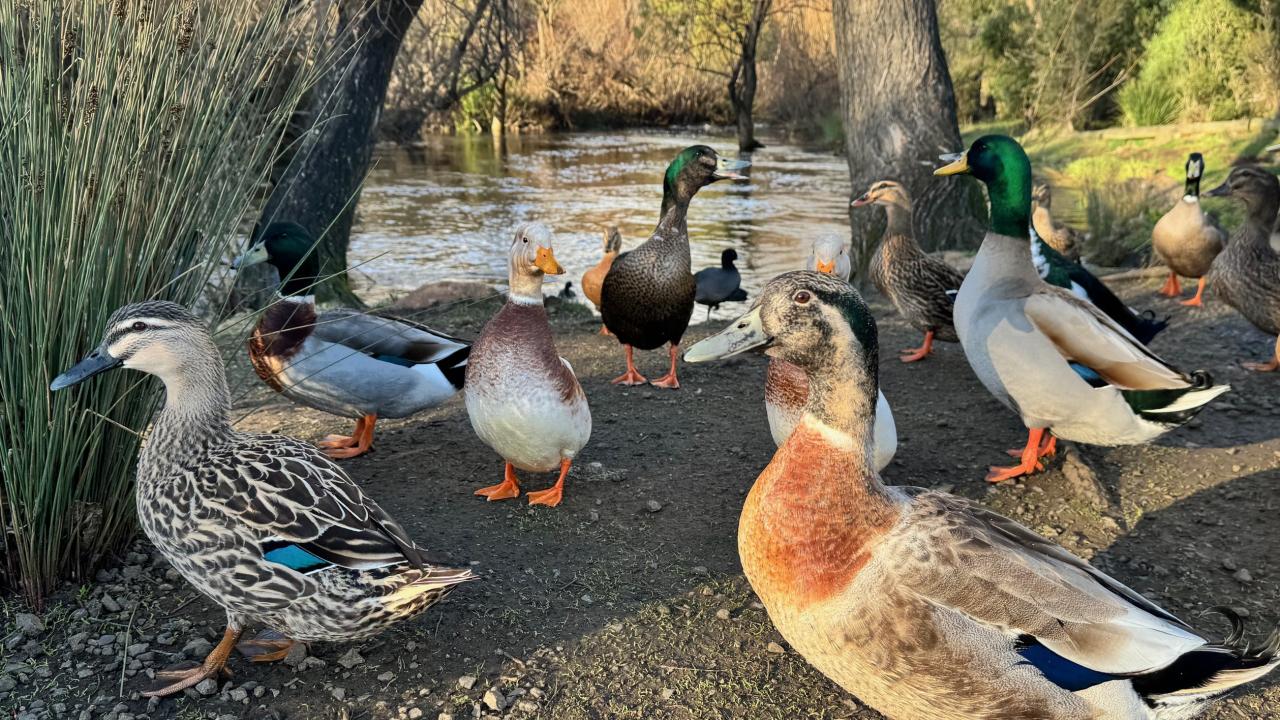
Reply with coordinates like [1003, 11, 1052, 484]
[437, 345, 470, 389]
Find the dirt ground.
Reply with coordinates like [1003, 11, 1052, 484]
[2, 277, 1279, 720]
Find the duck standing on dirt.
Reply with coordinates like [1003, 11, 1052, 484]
[1032, 182, 1082, 261]
[581, 226, 621, 335]
[1203, 165, 1280, 371]
[50, 301, 475, 697]
[684, 271, 1280, 720]
[1152, 153, 1226, 307]
[936, 136, 1228, 482]
[694, 248, 748, 320]
[600, 145, 748, 389]
[852, 180, 964, 362]
[234, 223, 470, 459]
[466, 223, 591, 507]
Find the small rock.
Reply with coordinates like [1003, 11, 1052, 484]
[766, 642, 786, 654]
[407, 709, 424, 720]
[195, 678, 218, 696]
[436, 714, 453, 720]
[283, 642, 310, 667]
[661, 688, 674, 700]
[101, 595, 122, 613]
[457, 675, 477, 690]
[228, 688, 249, 702]
[0, 675, 15, 692]
[336, 648, 364, 669]
[515, 700, 538, 713]
[1234, 569, 1253, 583]
[645, 500, 663, 513]
[1222, 557, 1239, 572]
[483, 688, 506, 711]
[14, 614, 44, 635]
[715, 609, 731, 621]
[181, 637, 212, 658]
[377, 671, 394, 682]
[331, 687, 346, 701]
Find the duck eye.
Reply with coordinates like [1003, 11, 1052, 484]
[522, 238, 528, 243]
[132, 321, 147, 332]
[793, 290, 812, 305]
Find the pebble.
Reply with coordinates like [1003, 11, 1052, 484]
[331, 686, 346, 701]
[766, 642, 786, 654]
[0, 675, 15, 692]
[437, 714, 453, 720]
[14, 614, 43, 635]
[646, 500, 663, 513]
[336, 648, 364, 669]
[457, 675, 477, 690]
[182, 637, 212, 658]
[515, 700, 539, 713]
[407, 709, 424, 720]
[1222, 557, 1239, 572]
[100, 594, 122, 613]
[376, 671, 394, 682]
[1234, 569, 1253, 583]
[483, 688, 506, 711]
[195, 678, 218, 696]
[715, 609, 731, 621]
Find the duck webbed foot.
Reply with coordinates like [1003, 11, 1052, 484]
[526, 458, 571, 508]
[898, 330, 935, 363]
[1243, 338, 1280, 372]
[476, 462, 522, 501]
[323, 414, 377, 459]
[649, 344, 681, 389]
[1179, 277, 1208, 307]
[144, 626, 241, 697]
[236, 629, 299, 663]
[986, 428, 1053, 483]
[1158, 272, 1182, 298]
[611, 344, 648, 385]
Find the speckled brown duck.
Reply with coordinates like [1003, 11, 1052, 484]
[1152, 153, 1226, 307]
[465, 223, 591, 507]
[851, 180, 964, 362]
[1032, 183, 1082, 261]
[599, 145, 748, 389]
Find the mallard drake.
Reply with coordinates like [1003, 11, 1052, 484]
[694, 248, 748, 320]
[806, 236, 852, 280]
[684, 271, 1280, 720]
[581, 226, 622, 335]
[1203, 165, 1280, 371]
[1032, 183, 1082, 261]
[50, 301, 474, 697]
[851, 180, 964, 362]
[935, 135, 1227, 482]
[466, 224, 591, 507]
[600, 145, 748, 389]
[234, 223, 470, 459]
[1152, 153, 1226, 307]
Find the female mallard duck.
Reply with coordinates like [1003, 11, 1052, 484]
[50, 301, 474, 697]
[234, 222, 470, 459]
[851, 180, 964, 362]
[582, 226, 622, 335]
[600, 145, 748, 388]
[1152, 153, 1226, 307]
[694, 248, 748, 320]
[807, 236, 852, 279]
[935, 136, 1227, 482]
[1032, 182, 1082, 261]
[1203, 165, 1280, 371]
[466, 224, 591, 507]
[684, 271, 1280, 720]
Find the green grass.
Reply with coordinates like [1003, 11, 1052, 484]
[0, 0, 330, 605]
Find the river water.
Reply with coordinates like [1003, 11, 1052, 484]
[348, 129, 853, 321]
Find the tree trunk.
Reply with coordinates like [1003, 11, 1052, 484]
[831, 0, 985, 276]
[732, 0, 769, 152]
[253, 0, 424, 304]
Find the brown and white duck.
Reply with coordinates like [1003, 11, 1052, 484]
[1152, 153, 1226, 307]
[465, 223, 592, 507]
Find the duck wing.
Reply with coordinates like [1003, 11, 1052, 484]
[314, 308, 469, 365]
[1033, 236, 1168, 344]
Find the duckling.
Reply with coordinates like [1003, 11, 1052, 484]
[806, 236, 852, 280]
[694, 248, 748, 320]
[1203, 165, 1280, 371]
[581, 226, 622, 335]
[50, 301, 474, 697]
[936, 136, 1227, 482]
[851, 181, 964, 362]
[685, 271, 1280, 720]
[1032, 183, 1082, 261]
[234, 223, 469, 459]
[600, 146, 748, 389]
[1152, 153, 1226, 307]
[466, 224, 591, 507]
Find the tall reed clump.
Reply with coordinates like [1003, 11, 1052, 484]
[0, 0, 330, 605]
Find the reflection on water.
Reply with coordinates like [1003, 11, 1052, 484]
[349, 129, 852, 322]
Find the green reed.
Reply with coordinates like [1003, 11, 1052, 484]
[0, 0, 330, 605]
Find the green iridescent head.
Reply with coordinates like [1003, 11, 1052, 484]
[233, 222, 321, 297]
[659, 145, 750, 217]
[935, 134, 1032, 238]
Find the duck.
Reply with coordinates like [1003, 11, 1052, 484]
[683, 271, 1280, 720]
[233, 222, 470, 459]
[1152, 153, 1227, 307]
[807, 236, 852, 280]
[581, 226, 622, 335]
[709, 236, 896, 472]
[465, 223, 591, 507]
[559, 281, 576, 300]
[50, 301, 475, 697]
[694, 248, 749, 320]
[935, 135, 1227, 482]
[1032, 182, 1082, 261]
[600, 145, 748, 389]
[1203, 165, 1280, 371]
[852, 180, 964, 362]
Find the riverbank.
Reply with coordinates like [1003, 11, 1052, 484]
[3, 279, 1279, 720]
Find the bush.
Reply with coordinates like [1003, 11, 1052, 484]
[1081, 179, 1168, 266]
[0, 0, 326, 604]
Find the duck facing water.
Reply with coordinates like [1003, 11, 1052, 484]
[684, 272, 1279, 720]
[50, 302, 474, 697]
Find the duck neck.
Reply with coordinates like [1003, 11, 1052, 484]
[985, 162, 1033, 239]
[798, 340, 878, 472]
[508, 268, 546, 305]
[1184, 174, 1201, 198]
[882, 201, 913, 239]
[146, 343, 234, 466]
[1246, 196, 1280, 232]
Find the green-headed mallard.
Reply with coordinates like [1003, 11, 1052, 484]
[50, 301, 474, 697]
[935, 136, 1227, 482]
[599, 145, 748, 389]
[694, 248, 748, 320]
[1032, 182, 1082, 261]
[582, 226, 622, 335]
[465, 224, 591, 508]
[1203, 165, 1280, 371]
[234, 223, 469, 459]
[851, 180, 964, 362]
[1152, 153, 1226, 307]
[684, 271, 1280, 720]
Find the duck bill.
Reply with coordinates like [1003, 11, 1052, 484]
[1202, 181, 1231, 198]
[850, 193, 872, 208]
[534, 246, 565, 275]
[815, 259, 836, 274]
[934, 152, 970, 177]
[50, 348, 122, 391]
[684, 305, 771, 362]
[232, 242, 269, 270]
[713, 156, 751, 181]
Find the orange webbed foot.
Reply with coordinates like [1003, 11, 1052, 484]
[649, 373, 680, 389]
[1158, 272, 1181, 298]
[1243, 359, 1280, 372]
[612, 369, 648, 385]
[526, 485, 564, 507]
[323, 414, 376, 460]
[476, 463, 522, 501]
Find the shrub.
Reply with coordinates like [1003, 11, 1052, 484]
[1081, 179, 1168, 266]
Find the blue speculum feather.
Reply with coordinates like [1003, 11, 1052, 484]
[263, 543, 331, 573]
[1069, 362, 1106, 387]
[373, 353, 416, 367]
[1017, 642, 1116, 691]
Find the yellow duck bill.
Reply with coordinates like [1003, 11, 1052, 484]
[934, 151, 969, 176]
[684, 305, 771, 362]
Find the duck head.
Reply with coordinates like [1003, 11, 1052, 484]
[806, 236, 851, 280]
[51, 301, 215, 393]
[661, 145, 750, 216]
[508, 222, 564, 304]
[233, 222, 321, 298]
[602, 226, 622, 254]
[720, 248, 739, 269]
[935, 134, 1033, 238]
[1204, 165, 1280, 225]
[1032, 183, 1052, 208]
[851, 180, 911, 211]
[1184, 153, 1205, 197]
